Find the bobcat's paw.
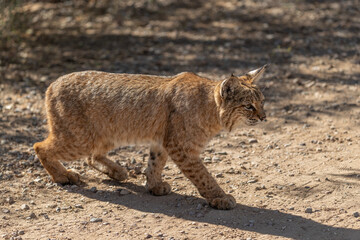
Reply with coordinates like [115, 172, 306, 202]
[148, 182, 171, 196]
[52, 170, 81, 185]
[209, 194, 236, 210]
[108, 165, 128, 182]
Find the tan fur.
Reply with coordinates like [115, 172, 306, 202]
[34, 65, 268, 210]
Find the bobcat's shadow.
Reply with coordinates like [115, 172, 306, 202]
[69, 181, 359, 240]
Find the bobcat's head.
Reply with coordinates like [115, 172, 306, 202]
[216, 65, 268, 131]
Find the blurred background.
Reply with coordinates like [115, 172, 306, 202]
[1, 0, 358, 93]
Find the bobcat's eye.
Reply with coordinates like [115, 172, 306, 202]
[244, 105, 255, 111]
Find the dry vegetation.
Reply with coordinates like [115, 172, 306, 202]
[0, 0, 359, 239]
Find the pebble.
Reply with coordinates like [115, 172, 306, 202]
[353, 212, 359, 218]
[212, 156, 221, 162]
[255, 185, 266, 190]
[196, 213, 204, 218]
[27, 212, 36, 219]
[3, 208, 10, 213]
[196, 203, 203, 210]
[90, 217, 103, 223]
[145, 233, 152, 239]
[248, 139, 258, 144]
[305, 208, 313, 213]
[47, 204, 57, 209]
[119, 189, 130, 195]
[216, 152, 228, 155]
[21, 204, 30, 210]
[90, 187, 97, 193]
[203, 157, 212, 163]
[75, 204, 83, 209]
[5, 197, 15, 204]
[247, 179, 258, 184]
[316, 148, 322, 152]
[215, 173, 224, 178]
[299, 143, 306, 146]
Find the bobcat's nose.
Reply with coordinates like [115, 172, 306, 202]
[259, 114, 266, 122]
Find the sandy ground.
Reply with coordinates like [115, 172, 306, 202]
[0, 0, 359, 239]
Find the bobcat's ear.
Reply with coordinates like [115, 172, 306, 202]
[246, 64, 269, 84]
[220, 75, 239, 99]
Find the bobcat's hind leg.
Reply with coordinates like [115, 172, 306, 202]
[87, 155, 128, 181]
[33, 138, 82, 185]
[145, 144, 171, 196]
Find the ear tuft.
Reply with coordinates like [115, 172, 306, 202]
[246, 64, 269, 84]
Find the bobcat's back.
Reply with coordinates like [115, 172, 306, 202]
[45, 71, 217, 154]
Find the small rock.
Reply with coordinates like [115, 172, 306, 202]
[353, 212, 359, 218]
[212, 156, 221, 162]
[215, 173, 224, 178]
[248, 139, 258, 144]
[216, 152, 228, 155]
[75, 204, 83, 209]
[305, 208, 313, 213]
[196, 213, 204, 218]
[299, 143, 306, 146]
[90, 217, 103, 223]
[289, 207, 295, 210]
[21, 204, 30, 210]
[119, 189, 130, 195]
[47, 204, 57, 209]
[196, 203, 202, 210]
[27, 212, 36, 219]
[248, 219, 255, 227]
[247, 179, 258, 184]
[55, 207, 61, 212]
[5, 197, 15, 204]
[145, 233, 152, 239]
[18, 230, 25, 235]
[316, 148, 322, 152]
[3, 208, 10, 213]
[203, 157, 212, 163]
[255, 185, 266, 190]
[89, 187, 97, 193]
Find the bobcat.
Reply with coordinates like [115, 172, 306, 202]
[34, 65, 267, 210]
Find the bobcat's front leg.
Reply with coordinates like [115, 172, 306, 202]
[145, 144, 171, 196]
[168, 149, 236, 210]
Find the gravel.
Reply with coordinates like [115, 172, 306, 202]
[27, 212, 36, 219]
[5, 197, 15, 204]
[118, 189, 131, 195]
[90, 217, 103, 223]
[353, 212, 359, 218]
[21, 204, 30, 210]
[248, 139, 258, 144]
[212, 156, 221, 162]
[247, 179, 258, 184]
[305, 208, 313, 213]
[3, 209, 10, 213]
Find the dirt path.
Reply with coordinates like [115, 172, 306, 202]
[1, 1, 359, 239]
